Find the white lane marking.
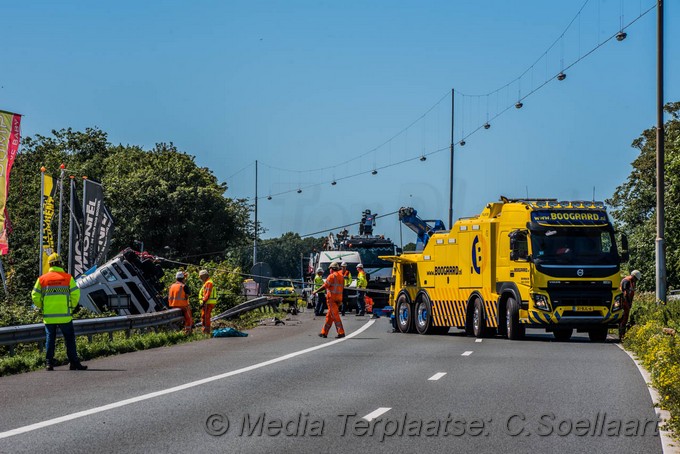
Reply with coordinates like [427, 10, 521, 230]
[0, 320, 376, 440]
[461, 351, 473, 356]
[363, 407, 391, 422]
[428, 372, 447, 381]
[475, 339, 483, 343]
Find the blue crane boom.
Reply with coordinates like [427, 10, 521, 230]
[398, 207, 446, 251]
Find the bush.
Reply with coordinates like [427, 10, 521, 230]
[624, 293, 680, 437]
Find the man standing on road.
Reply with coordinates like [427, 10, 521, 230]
[340, 262, 351, 316]
[356, 263, 367, 316]
[168, 271, 193, 334]
[313, 267, 326, 316]
[619, 269, 641, 339]
[198, 269, 217, 334]
[312, 262, 345, 338]
[31, 253, 87, 371]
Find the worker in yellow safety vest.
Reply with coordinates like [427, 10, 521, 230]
[340, 262, 352, 316]
[356, 263, 367, 316]
[31, 253, 87, 371]
[313, 268, 326, 316]
[199, 269, 217, 334]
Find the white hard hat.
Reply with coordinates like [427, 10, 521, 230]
[341, 262, 347, 267]
[316, 268, 323, 273]
[357, 263, 363, 268]
[199, 269, 209, 277]
[631, 270, 642, 280]
[175, 271, 185, 279]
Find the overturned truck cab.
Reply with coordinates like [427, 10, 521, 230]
[77, 248, 167, 315]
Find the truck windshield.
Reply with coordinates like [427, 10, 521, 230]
[349, 246, 394, 268]
[529, 228, 619, 265]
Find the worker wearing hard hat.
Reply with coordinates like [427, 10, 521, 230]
[198, 269, 217, 334]
[356, 263, 368, 316]
[168, 271, 193, 334]
[31, 253, 87, 371]
[340, 262, 351, 316]
[312, 262, 345, 338]
[619, 270, 641, 339]
[313, 267, 326, 316]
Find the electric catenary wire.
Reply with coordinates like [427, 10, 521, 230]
[239, 0, 656, 202]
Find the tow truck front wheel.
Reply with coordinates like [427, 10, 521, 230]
[396, 294, 414, 333]
[506, 297, 525, 340]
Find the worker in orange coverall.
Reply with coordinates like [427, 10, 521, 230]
[312, 262, 345, 338]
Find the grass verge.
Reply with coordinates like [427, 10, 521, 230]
[623, 293, 680, 438]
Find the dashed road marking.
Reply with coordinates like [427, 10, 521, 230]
[0, 320, 377, 440]
[428, 372, 447, 381]
[475, 339, 483, 343]
[363, 407, 391, 422]
[462, 351, 474, 356]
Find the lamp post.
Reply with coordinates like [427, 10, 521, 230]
[655, 0, 666, 303]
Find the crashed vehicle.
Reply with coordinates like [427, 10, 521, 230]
[266, 279, 297, 304]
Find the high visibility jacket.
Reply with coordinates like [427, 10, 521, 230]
[168, 282, 189, 307]
[31, 266, 80, 324]
[342, 270, 352, 286]
[319, 271, 344, 302]
[199, 278, 217, 305]
[313, 275, 325, 294]
[357, 270, 368, 289]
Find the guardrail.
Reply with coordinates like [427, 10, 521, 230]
[0, 308, 184, 356]
[0, 297, 284, 356]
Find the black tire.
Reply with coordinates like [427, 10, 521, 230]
[472, 297, 486, 338]
[588, 327, 608, 342]
[415, 297, 434, 335]
[553, 328, 573, 341]
[506, 297, 525, 340]
[396, 294, 414, 334]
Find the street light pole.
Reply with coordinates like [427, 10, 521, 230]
[253, 159, 258, 266]
[655, 0, 666, 303]
[449, 88, 455, 229]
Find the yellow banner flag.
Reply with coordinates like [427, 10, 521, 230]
[41, 173, 56, 274]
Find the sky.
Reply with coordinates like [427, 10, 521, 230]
[2, 0, 679, 252]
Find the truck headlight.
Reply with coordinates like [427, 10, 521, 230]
[532, 293, 550, 311]
[612, 294, 622, 311]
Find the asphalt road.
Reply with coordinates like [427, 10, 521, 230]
[0, 311, 663, 453]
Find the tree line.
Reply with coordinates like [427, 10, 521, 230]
[2, 101, 678, 306]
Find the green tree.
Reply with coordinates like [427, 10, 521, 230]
[4, 128, 252, 305]
[235, 233, 324, 279]
[607, 102, 680, 292]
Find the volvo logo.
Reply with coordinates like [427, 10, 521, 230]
[577, 269, 584, 277]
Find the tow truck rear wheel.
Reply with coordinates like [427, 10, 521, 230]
[588, 327, 608, 342]
[396, 294, 414, 333]
[472, 298, 487, 338]
[415, 297, 434, 335]
[553, 328, 573, 341]
[506, 297, 525, 340]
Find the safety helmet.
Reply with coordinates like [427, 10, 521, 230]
[341, 262, 347, 267]
[631, 270, 642, 280]
[329, 262, 340, 270]
[48, 253, 62, 265]
[175, 271, 185, 279]
[357, 263, 363, 269]
[316, 268, 323, 273]
[199, 269, 209, 277]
